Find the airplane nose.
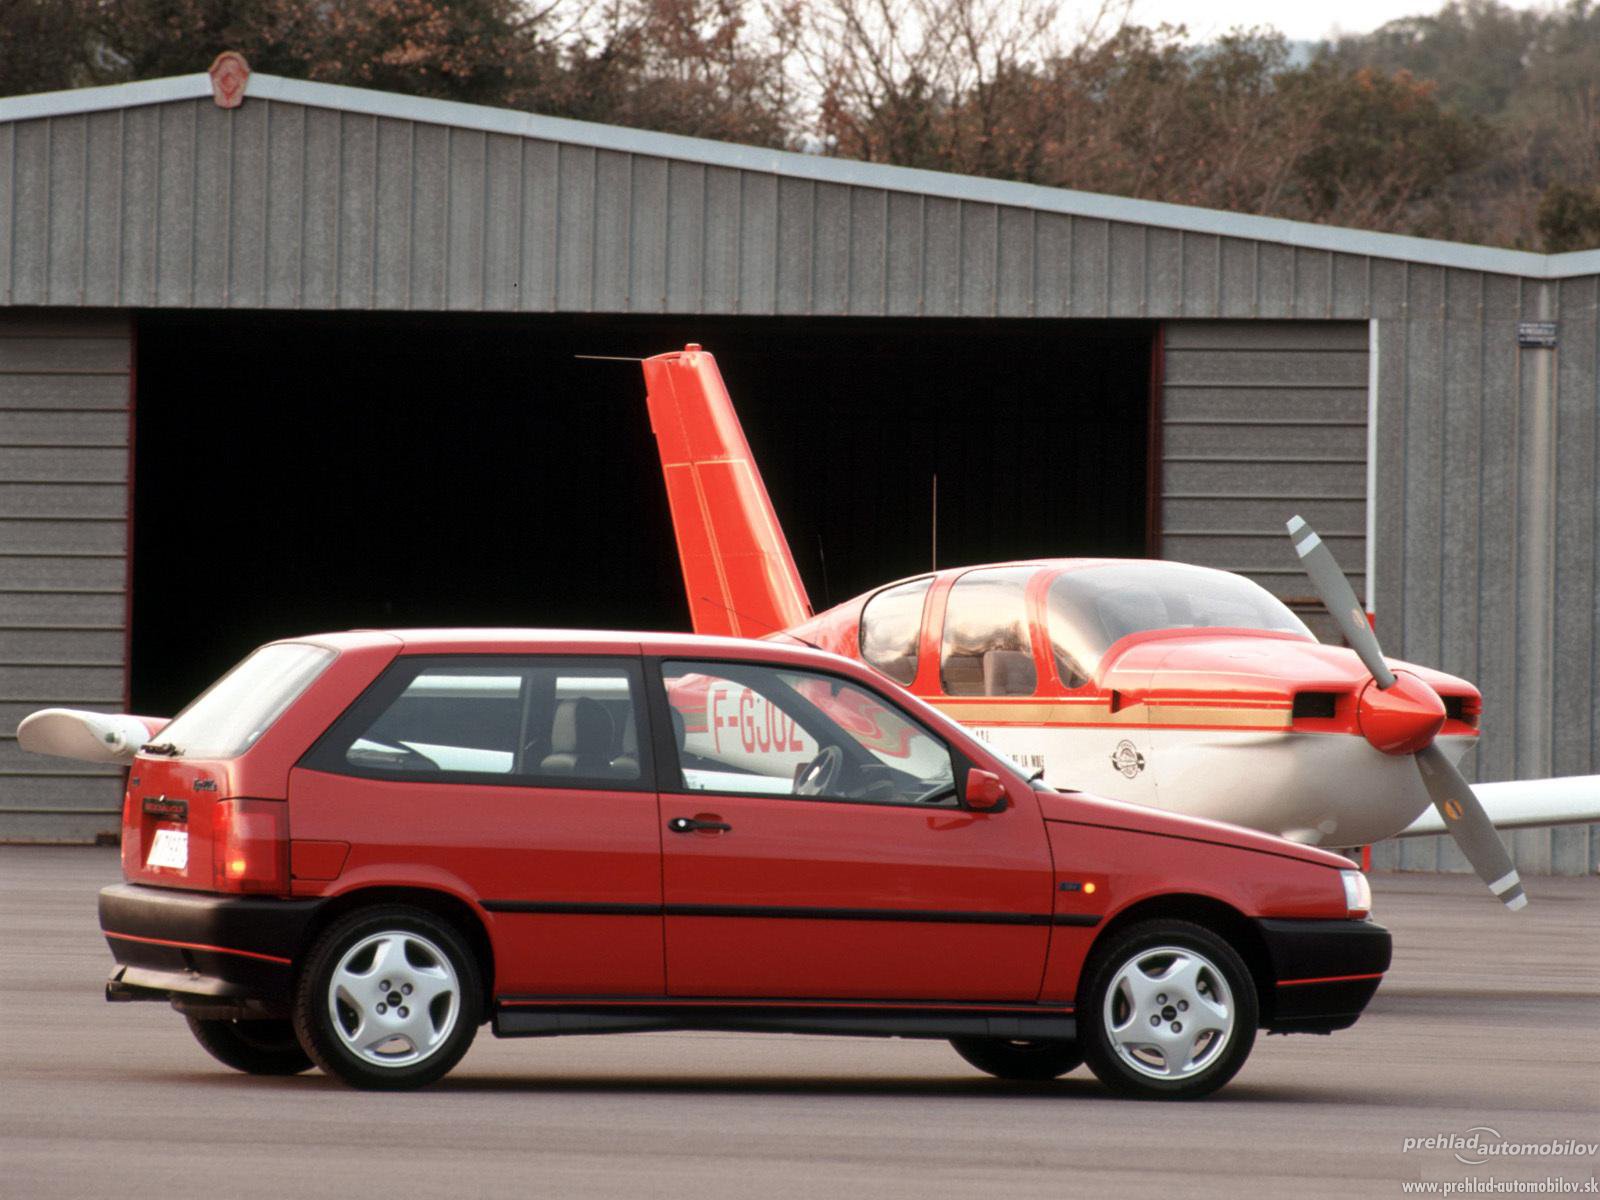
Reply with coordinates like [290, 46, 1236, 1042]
[1357, 671, 1446, 755]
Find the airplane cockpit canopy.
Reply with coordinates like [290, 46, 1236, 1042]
[1047, 562, 1315, 681]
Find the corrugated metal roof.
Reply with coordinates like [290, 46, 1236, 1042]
[2, 70, 1595, 282]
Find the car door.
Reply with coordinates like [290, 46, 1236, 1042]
[650, 657, 1055, 1001]
[291, 653, 664, 997]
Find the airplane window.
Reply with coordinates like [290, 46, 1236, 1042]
[1047, 563, 1315, 675]
[939, 567, 1039, 697]
[860, 577, 932, 685]
[660, 661, 956, 806]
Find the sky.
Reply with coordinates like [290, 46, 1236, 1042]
[1107, 0, 1557, 43]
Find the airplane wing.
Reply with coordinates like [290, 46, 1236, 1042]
[16, 708, 166, 765]
[1398, 776, 1600, 837]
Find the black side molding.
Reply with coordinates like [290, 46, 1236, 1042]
[482, 900, 1099, 927]
[494, 1000, 1076, 1042]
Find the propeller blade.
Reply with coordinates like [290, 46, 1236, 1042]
[1286, 515, 1396, 688]
[1286, 516, 1526, 909]
[1416, 743, 1527, 910]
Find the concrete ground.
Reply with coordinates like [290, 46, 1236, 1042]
[2, 847, 1596, 1200]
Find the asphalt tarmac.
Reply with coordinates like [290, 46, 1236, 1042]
[2, 847, 1596, 1200]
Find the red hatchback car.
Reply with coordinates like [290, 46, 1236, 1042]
[89, 629, 1388, 1097]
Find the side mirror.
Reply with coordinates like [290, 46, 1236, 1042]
[964, 768, 1007, 811]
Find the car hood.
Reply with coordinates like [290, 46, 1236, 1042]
[1034, 787, 1354, 869]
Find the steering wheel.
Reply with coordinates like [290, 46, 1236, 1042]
[794, 745, 843, 796]
[854, 763, 900, 802]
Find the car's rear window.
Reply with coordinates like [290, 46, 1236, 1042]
[155, 643, 336, 759]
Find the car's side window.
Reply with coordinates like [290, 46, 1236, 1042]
[658, 660, 957, 806]
[304, 655, 649, 789]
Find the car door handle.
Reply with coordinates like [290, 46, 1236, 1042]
[668, 816, 732, 833]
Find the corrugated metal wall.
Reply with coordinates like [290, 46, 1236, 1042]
[1160, 321, 1369, 644]
[0, 310, 130, 841]
[1369, 276, 1600, 875]
[0, 98, 1417, 321]
[0, 90, 1593, 867]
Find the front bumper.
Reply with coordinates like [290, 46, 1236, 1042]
[1255, 917, 1392, 1034]
[99, 883, 324, 1013]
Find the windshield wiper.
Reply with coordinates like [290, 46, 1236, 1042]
[140, 741, 181, 756]
[1027, 766, 1047, 784]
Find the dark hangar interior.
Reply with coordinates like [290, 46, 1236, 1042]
[131, 312, 1153, 712]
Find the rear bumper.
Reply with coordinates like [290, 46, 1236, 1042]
[99, 883, 323, 1012]
[1255, 917, 1392, 1034]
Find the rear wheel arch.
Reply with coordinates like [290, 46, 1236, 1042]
[1083, 894, 1272, 1021]
[296, 887, 496, 1015]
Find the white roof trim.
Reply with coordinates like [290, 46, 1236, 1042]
[4, 70, 1597, 280]
[0, 73, 212, 121]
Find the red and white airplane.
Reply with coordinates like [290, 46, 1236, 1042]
[638, 344, 1600, 908]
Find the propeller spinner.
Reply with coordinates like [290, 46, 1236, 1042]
[1286, 515, 1527, 910]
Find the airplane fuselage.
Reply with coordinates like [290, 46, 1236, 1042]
[777, 559, 1482, 848]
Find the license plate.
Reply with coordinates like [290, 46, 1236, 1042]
[146, 827, 188, 870]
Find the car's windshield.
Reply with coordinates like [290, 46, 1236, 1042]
[1047, 563, 1313, 680]
[155, 642, 335, 758]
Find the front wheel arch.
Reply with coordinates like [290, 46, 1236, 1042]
[1080, 894, 1272, 1023]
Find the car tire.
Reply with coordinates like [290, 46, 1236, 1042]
[1079, 919, 1258, 1100]
[293, 905, 482, 1091]
[949, 1037, 1083, 1081]
[185, 1015, 314, 1075]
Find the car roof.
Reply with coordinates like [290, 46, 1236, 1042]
[278, 627, 857, 668]
[269, 626, 995, 781]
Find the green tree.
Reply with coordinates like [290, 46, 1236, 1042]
[0, 0, 97, 96]
[1322, 0, 1600, 246]
[94, 0, 538, 104]
[1538, 183, 1600, 251]
[1283, 64, 1487, 229]
[534, 0, 795, 146]
[803, 7, 1483, 234]
[62, 0, 791, 147]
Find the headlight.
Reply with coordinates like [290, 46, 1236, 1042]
[1340, 868, 1372, 918]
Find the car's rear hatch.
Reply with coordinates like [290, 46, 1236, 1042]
[120, 757, 240, 890]
[117, 641, 337, 891]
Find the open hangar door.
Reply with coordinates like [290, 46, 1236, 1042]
[131, 312, 1154, 714]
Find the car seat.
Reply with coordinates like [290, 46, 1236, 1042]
[540, 698, 616, 777]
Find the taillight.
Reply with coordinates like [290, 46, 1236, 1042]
[211, 799, 289, 894]
[120, 780, 139, 876]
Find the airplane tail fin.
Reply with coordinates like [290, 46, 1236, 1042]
[642, 345, 812, 638]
